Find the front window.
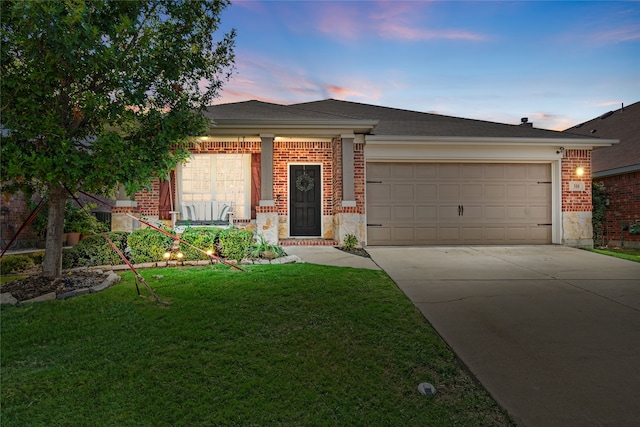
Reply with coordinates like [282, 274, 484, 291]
[178, 154, 250, 219]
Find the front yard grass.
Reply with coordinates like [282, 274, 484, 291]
[587, 247, 640, 263]
[1, 264, 513, 426]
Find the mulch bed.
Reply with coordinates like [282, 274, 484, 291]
[335, 247, 370, 258]
[1, 270, 109, 302]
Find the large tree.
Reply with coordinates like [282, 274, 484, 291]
[1, 0, 235, 278]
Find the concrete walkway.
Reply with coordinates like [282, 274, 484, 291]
[284, 246, 381, 270]
[366, 246, 640, 427]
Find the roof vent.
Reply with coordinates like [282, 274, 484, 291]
[599, 111, 614, 120]
[520, 117, 533, 127]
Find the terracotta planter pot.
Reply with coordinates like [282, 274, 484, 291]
[66, 232, 81, 246]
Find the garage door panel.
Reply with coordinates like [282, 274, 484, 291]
[462, 205, 483, 220]
[484, 184, 505, 200]
[416, 184, 437, 199]
[368, 206, 391, 222]
[394, 206, 415, 221]
[417, 206, 438, 220]
[461, 227, 483, 241]
[368, 227, 391, 242]
[394, 184, 414, 200]
[485, 206, 506, 219]
[462, 184, 483, 200]
[416, 227, 437, 241]
[438, 184, 460, 200]
[392, 164, 415, 178]
[529, 184, 551, 200]
[415, 164, 438, 178]
[366, 162, 551, 245]
[367, 183, 391, 202]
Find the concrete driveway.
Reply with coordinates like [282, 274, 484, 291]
[366, 246, 640, 427]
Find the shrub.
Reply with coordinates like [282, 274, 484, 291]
[249, 233, 286, 259]
[342, 234, 358, 250]
[128, 227, 175, 264]
[218, 228, 254, 261]
[28, 250, 46, 265]
[62, 232, 129, 269]
[0, 254, 34, 275]
[179, 227, 221, 260]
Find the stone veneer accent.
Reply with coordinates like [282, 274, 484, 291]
[561, 149, 593, 248]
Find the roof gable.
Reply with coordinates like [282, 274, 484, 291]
[564, 101, 640, 173]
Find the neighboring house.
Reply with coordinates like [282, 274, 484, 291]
[564, 101, 640, 248]
[114, 99, 616, 248]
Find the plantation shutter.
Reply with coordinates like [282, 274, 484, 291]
[251, 153, 261, 219]
[158, 171, 175, 220]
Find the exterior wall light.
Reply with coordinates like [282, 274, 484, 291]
[575, 166, 585, 177]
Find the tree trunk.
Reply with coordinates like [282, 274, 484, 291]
[41, 184, 67, 278]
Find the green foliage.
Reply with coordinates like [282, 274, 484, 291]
[61, 232, 129, 269]
[1, 265, 513, 426]
[1, 0, 235, 276]
[179, 227, 221, 260]
[64, 203, 108, 234]
[128, 227, 175, 264]
[218, 228, 254, 261]
[0, 254, 34, 275]
[249, 233, 286, 259]
[27, 200, 48, 238]
[342, 233, 359, 250]
[28, 251, 46, 265]
[592, 181, 608, 247]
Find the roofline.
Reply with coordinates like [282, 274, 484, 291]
[208, 118, 378, 136]
[365, 135, 619, 148]
[593, 164, 640, 178]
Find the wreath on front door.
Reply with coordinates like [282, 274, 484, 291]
[296, 171, 315, 192]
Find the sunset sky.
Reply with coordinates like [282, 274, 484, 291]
[214, 1, 640, 130]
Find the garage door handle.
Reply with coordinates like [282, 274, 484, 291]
[458, 205, 464, 216]
[367, 224, 383, 227]
[366, 180, 383, 184]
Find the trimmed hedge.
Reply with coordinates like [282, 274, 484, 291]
[62, 232, 129, 269]
[218, 228, 254, 261]
[179, 227, 221, 260]
[128, 227, 175, 264]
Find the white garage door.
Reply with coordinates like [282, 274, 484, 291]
[366, 163, 552, 245]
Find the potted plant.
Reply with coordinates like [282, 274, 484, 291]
[64, 203, 106, 245]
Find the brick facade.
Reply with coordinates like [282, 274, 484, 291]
[562, 149, 592, 212]
[133, 141, 262, 220]
[595, 171, 640, 246]
[272, 140, 334, 216]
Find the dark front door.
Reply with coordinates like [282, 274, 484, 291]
[290, 165, 321, 236]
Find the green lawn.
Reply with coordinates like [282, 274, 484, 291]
[1, 264, 513, 426]
[587, 247, 640, 263]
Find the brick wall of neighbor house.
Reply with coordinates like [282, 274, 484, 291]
[595, 171, 640, 247]
[0, 190, 40, 249]
[561, 149, 594, 247]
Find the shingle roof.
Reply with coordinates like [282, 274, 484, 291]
[206, 98, 597, 140]
[291, 99, 587, 138]
[563, 101, 640, 174]
[204, 100, 344, 120]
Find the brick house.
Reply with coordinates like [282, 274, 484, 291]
[113, 99, 615, 248]
[564, 101, 640, 247]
